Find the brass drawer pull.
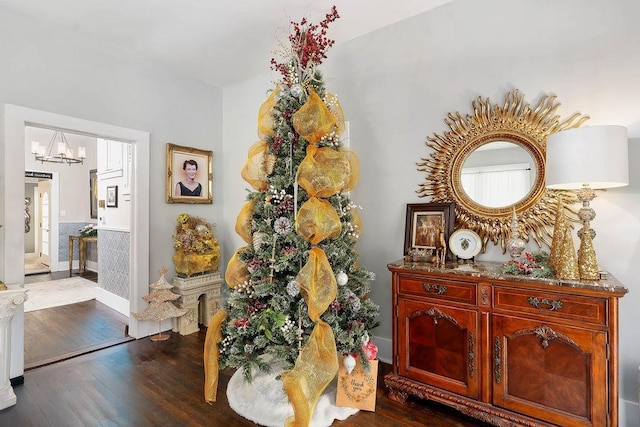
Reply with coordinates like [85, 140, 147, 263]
[494, 336, 501, 384]
[527, 296, 563, 311]
[422, 283, 447, 295]
[468, 332, 475, 378]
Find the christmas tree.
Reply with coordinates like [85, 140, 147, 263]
[132, 267, 187, 341]
[205, 7, 379, 425]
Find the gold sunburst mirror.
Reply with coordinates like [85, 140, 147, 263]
[417, 89, 588, 252]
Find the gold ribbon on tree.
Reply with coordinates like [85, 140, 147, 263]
[281, 321, 338, 427]
[258, 87, 280, 140]
[339, 147, 360, 192]
[295, 247, 338, 321]
[292, 88, 336, 145]
[325, 92, 345, 136]
[295, 197, 341, 245]
[235, 199, 257, 244]
[225, 247, 250, 289]
[204, 309, 228, 403]
[297, 145, 350, 198]
[241, 141, 269, 191]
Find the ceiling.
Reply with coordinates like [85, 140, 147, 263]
[0, 0, 452, 88]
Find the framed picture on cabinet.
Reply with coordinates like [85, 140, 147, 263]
[166, 143, 213, 204]
[404, 202, 456, 258]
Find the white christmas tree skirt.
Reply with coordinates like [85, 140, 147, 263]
[227, 362, 358, 427]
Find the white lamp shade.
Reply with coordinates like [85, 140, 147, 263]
[545, 125, 629, 189]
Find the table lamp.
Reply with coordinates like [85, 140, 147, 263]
[545, 125, 629, 280]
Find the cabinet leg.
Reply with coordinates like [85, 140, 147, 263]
[387, 386, 408, 403]
[384, 373, 409, 403]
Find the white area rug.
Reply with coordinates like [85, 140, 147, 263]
[227, 361, 358, 427]
[24, 277, 97, 312]
[25, 263, 50, 276]
[24, 253, 50, 276]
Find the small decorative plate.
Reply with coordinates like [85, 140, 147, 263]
[449, 229, 482, 260]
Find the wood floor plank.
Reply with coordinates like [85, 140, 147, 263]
[24, 296, 131, 370]
[2, 328, 488, 426]
[12, 271, 488, 426]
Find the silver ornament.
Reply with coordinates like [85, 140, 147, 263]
[343, 354, 356, 375]
[336, 271, 348, 286]
[290, 84, 303, 98]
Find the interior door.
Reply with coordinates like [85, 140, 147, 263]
[37, 180, 52, 266]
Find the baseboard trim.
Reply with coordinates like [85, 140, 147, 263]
[10, 375, 24, 387]
[620, 398, 639, 427]
[372, 335, 392, 365]
[96, 288, 130, 317]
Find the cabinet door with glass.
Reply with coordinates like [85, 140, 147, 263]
[492, 314, 607, 427]
[397, 298, 479, 399]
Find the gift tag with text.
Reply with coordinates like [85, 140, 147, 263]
[336, 356, 378, 411]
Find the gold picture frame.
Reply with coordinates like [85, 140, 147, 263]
[89, 169, 98, 218]
[166, 143, 213, 204]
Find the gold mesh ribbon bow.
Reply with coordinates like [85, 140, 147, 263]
[340, 147, 360, 192]
[235, 199, 257, 244]
[241, 141, 268, 191]
[225, 247, 250, 289]
[297, 145, 350, 198]
[281, 321, 338, 427]
[295, 247, 337, 322]
[257, 87, 280, 140]
[204, 309, 228, 403]
[292, 88, 336, 145]
[295, 197, 342, 245]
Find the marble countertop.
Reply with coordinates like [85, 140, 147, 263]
[387, 259, 629, 294]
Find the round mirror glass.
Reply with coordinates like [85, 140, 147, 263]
[460, 141, 537, 208]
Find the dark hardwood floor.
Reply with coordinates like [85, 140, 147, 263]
[3, 324, 487, 426]
[24, 299, 132, 370]
[12, 270, 487, 426]
[23, 269, 133, 370]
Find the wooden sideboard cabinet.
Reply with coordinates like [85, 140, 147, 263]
[385, 260, 628, 427]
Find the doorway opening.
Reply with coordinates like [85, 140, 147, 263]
[3, 104, 151, 380]
[24, 173, 57, 276]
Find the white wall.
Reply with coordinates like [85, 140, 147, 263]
[222, 0, 640, 423]
[97, 139, 130, 230]
[0, 5, 224, 282]
[0, 5, 223, 378]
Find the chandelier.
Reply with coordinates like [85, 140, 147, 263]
[31, 130, 86, 165]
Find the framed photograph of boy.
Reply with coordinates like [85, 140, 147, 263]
[166, 143, 213, 204]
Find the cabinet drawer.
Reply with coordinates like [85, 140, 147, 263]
[398, 275, 477, 306]
[494, 286, 607, 326]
